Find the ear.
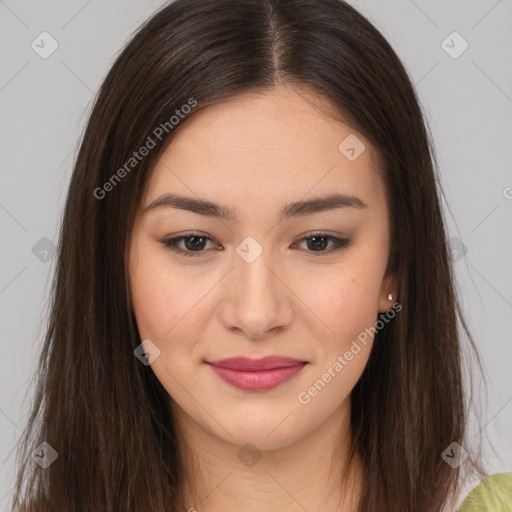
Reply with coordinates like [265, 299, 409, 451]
[378, 272, 398, 313]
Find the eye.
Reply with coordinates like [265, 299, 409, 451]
[291, 233, 350, 255]
[160, 232, 350, 258]
[160, 233, 220, 257]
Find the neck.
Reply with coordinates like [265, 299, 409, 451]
[172, 398, 364, 512]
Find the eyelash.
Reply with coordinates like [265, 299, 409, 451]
[160, 232, 350, 258]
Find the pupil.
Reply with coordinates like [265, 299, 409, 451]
[183, 236, 329, 252]
[308, 236, 327, 251]
[186, 236, 205, 250]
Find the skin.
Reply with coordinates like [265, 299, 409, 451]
[128, 83, 397, 511]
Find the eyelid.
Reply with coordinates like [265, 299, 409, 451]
[160, 232, 220, 258]
[291, 232, 350, 254]
[160, 231, 350, 257]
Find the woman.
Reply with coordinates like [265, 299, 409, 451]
[11, 0, 508, 510]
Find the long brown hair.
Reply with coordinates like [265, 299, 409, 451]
[11, 0, 487, 510]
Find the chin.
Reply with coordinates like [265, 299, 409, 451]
[212, 413, 308, 452]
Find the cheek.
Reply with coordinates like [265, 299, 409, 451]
[295, 268, 380, 411]
[297, 261, 383, 346]
[129, 261, 175, 340]
[129, 249, 207, 396]
[129, 245, 213, 341]
[129, 249, 177, 347]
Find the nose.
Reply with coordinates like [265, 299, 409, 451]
[218, 243, 293, 340]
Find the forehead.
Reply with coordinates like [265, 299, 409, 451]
[143, 85, 386, 214]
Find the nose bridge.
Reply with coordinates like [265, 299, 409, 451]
[220, 235, 292, 337]
[234, 235, 279, 302]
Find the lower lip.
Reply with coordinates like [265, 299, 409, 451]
[209, 363, 307, 391]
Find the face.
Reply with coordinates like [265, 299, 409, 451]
[128, 84, 396, 452]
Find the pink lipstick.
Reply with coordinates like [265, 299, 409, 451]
[207, 356, 307, 391]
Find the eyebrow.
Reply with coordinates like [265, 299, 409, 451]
[142, 192, 368, 221]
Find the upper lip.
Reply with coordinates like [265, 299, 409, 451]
[207, 356, 307, 371]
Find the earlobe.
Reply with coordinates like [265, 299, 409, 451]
[378, 293, 395, 313]
[379, 274, 397, 313]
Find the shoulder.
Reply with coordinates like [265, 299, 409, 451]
[458, 472, 512, 511]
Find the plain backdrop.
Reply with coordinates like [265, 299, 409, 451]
[1, 0, 511, 507]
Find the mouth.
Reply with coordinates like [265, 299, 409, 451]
[206, 356, 309, 391]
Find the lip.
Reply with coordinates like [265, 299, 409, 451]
[207, 356, 308, 391]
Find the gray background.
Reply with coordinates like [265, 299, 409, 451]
[1, 0, 511, 507]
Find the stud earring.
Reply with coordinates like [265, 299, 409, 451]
[387, 293, 393, 301]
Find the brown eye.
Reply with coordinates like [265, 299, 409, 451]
[161, 232, 350, 258]
[161, 233, 219, 257]
[182, 235, 208, 251]
[306, 235, 329, 251]
[293, 233, 350, 255]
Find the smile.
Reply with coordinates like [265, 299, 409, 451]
[206, 356, 308, 391]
